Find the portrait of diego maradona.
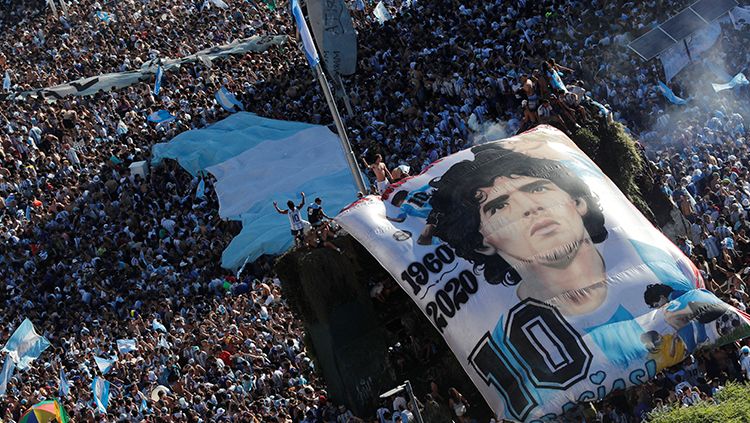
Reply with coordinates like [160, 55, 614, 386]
[428, 142, 609, 316]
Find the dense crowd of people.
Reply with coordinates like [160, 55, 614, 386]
[0, 0, 749, 421]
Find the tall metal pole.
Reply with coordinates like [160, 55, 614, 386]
[404, 380, 424, 423]
[313, 63, 368, 194]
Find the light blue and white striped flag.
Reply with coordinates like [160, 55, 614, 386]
[96, 11, 114, 23]
[116, 339, 137, 355]
[196, 178, 206, 199]
[657, 81, 688, 105]
[373, 2, 393, 24]
[94, 355, 117, 375]
[0, 355, 15, 396]
[92, 376, 111, 413]
[147, 109, 175, 124]
[153, 65, 163, 95]
[1, 318, 51, 370]
[291, 0, 320, 68]
[116, 120, 128, 135]
[210, 0, 229, 8]
[59, 367, 70, 397]
[713, 73, 749, 92]
[152, 318, 167, 333]
[3, 71, 10, 91]
[215, 86, 245, 113]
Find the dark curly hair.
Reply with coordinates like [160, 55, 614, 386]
[428, 143, 607, 285]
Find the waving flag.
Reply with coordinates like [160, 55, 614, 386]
[96, 11, 114, 23]
[116, 339, 137, 355]
[91, 377, 110, 413]
[3, 71, 10, 91]
[291, 0, 320, 67]
[151, 113, 359, 268]
[712, 72, 749, 92]
[147, 109, 175, 124]
[196, 178, 206, 199]
[657, 81, 687, 105]
[215, 86, 245, 113]
[0, 356, 15, 396]
[373, 2, 393, 24]
[59, 368, 70, 397]
[210, 0, 229, 8]
[1, 318, 51, 370]
[94, 355, 117, 375]
[152, 319, 167, 333]
[153, 65, 163, 95]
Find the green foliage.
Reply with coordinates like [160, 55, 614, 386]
[648, 383, 750, 423]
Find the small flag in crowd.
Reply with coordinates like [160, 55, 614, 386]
[147, 109, 175, 124]
[196, 178, 206, 199]
[152, 318, 167, 333]
[59, 368, 70, 397]
[153, 65, 163, 95]
[210, 0, 229, 8]
[91, 377, 111, 414]
[291, 0, 320, 68]
[94, 355, 117, 375]
[657, 81, 688, 105]
[116, 120, 129, 135]
[215, 86, 245, 113]
[3, 71, 10, 91]
[712, 72, 749, 93]
[158, 336, 170, 349]
[0, 355, 15, 396]
[116, 339, 137, 355]
[373, 2, 393, 24]
[96, 11, 114, 23]
[1, 318, 51, 370]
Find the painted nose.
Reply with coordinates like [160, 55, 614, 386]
[523, 206, 544, 217]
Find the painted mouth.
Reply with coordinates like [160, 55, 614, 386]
[529, 219, 559, 237]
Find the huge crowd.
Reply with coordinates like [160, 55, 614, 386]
[0, 0, 749, 421]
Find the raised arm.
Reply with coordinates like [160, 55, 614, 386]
[360, 156, 370, 169]
[297, 192, 306, 209]
[272, 201, 287, 214]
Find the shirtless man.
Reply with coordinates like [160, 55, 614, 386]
[361, 154, 393, 194]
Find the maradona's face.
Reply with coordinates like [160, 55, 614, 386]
[476, 175, 588, 266]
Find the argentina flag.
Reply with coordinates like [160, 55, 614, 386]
[712, 73, 749, 92]
[1, 318, 51, 370]
[116, 339, 137, 355]
[291, 0, 320, 67]
[3, 71, 10, 91]
[657, 81, 688, 105]
[153, 65, 163, 95]
[0, 356, 15, 396]
[151, 112, 360, 268]
[92, 377, 111, 413]
[215, 86, 245, 113]
[94, 355, 117, 375]
[59, 367, 70, 397]
[147, 109, 175, 124]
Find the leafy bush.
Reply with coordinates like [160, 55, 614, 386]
[648, 383, 750, 423]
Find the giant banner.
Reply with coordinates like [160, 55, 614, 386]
[6, 35, 286, 101]
[336, 126, 750, 422]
